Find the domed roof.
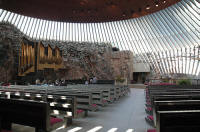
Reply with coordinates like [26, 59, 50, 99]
[0, 0, 180, 22]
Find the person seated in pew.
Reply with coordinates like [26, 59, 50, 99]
[55, 79, 61, 86]
[42, 79, 47, 85]
[48, 80, 53, 85]
[35, 79, 41, 85]
[60, 79, 67, 86]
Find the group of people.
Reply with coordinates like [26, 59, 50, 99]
[35, 77, 97, 86]
[35, 78, 66, 86]
[85, 76, 97, 85]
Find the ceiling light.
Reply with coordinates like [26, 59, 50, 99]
[146, 5, 150, 10]
[155, 1, 159, 7]
[163, 0, 166, 4]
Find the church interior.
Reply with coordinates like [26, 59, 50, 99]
[0, 0, 200, 132]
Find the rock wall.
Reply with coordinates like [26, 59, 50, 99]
[0, 38, 16, 82]
[61, 45, 134, 81]
[111, 51, 134, 81]
[0, 23, 134, 83]
[0, 23, 22, 83]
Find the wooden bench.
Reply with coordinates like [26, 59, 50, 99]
[0, 98, 66, 132]
[0, 84, 129, 118]
[157, 110, 200, 132]
[153, 100, 200, 127]
[0, 90, 76, 122]
[146, 85, 200, 132]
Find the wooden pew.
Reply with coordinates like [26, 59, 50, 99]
[146, 85, 200, 132]
[67, 84, 114, 102]
[157, 110, 200, 132]
[0, 98, 66, 132]
[53, 87, 106, 106]
[53, 92, 98, 112]
[153, 100, 200, 127]
[146, 85, 200, 105]
[0, 87, 96, 116]
[0, 90, 77, 121]
[0, 84, 129, 118]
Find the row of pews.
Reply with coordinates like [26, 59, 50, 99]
[0, 84, 130, 132]
[145, 84, 200, 132]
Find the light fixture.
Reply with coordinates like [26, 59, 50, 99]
[155, 1, 159, 7]
[146, 5, 150, 10]
[163, 0, 166, 4]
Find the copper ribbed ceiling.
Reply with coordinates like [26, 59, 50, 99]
[0, 0, 180, 22]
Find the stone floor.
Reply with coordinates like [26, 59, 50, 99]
[12, 88, 152, 132]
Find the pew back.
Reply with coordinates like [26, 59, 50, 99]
[0, 98, 50, 131]
[157, 110, 200, 132]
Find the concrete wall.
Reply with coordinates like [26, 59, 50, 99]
[133, 63, 150, 72]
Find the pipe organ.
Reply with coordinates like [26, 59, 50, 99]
[18, 40, 63, 76]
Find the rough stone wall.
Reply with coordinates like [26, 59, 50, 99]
[62, 47, 134, 81]
[61, 43, 114, 80]
[0, 38, 16, 82]
[0, 23, 134, 82]
[111, 51, 134, 81]
[0, 23, 22, 82]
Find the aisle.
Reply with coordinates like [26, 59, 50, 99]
[57, 88, 151, 132]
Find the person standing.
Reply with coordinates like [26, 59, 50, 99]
[92, 76, 97, 84]
[85, 80, 89, 85]
[89, 78, 93, 84]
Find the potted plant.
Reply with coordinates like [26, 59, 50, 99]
[177, 79, 191, 85]
[115, 76, 127, 85]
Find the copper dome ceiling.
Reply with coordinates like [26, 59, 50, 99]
[0, 0, 180, 22]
